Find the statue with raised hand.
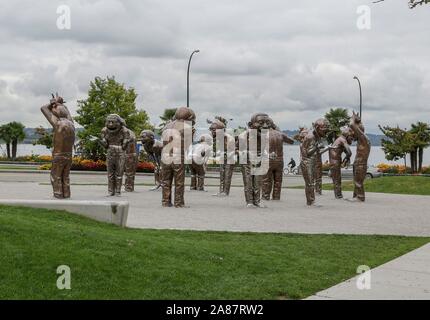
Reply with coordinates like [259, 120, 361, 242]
[349, 111, 371, 202]
[40, 93, 75, 199]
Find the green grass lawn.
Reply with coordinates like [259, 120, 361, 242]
[291, 176, 430, 196]
[0, 205, 428, 300]
[323, 176, 430, 195]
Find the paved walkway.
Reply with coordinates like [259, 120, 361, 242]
[307, 243, 430, 299]
[1, 171, 429, 300]
[0, 172, 429, 236]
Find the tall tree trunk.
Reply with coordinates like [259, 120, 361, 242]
[410, 151, 416, 173]
[415, 148, 419, 173]
[6, 142, 11, 159]
[418, 147, 423, 172]
[11, 140, 17, 160]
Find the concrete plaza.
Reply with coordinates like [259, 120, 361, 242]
[1, 170, 429, 300]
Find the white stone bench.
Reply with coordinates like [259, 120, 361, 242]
[0, 200, 129, 227]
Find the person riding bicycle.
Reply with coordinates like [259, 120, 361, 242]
[288, 158, 296, 169]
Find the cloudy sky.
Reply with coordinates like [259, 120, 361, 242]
[0, 0, 428, 133]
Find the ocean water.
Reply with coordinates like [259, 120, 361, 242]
[1, 143, 429, 166]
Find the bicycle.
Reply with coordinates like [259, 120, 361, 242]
[283, 165, 299, 175]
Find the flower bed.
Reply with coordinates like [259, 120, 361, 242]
[376, 163, 430, 174]
[39, 157, 155, 173]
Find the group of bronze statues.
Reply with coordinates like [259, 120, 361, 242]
[41, 97, 370, 207]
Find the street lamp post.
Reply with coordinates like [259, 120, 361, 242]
[353, 76, 362, 119]
[187, 49, 200, 108]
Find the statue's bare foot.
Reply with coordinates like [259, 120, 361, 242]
[175, 204, 190, 208]
[255, 203, 267, 208]
[150, 185, 161, 191]
[246, 203, 257, 208]
[345, 198, 365, 203]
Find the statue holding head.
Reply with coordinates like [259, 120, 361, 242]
[40, 93, 75, 199]
[300, 118, 329, 206]
[140, 130, 163, 190]
[100, 114, 131, 196]
[349, 111, 371, 202]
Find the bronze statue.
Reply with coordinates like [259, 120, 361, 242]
[349, 112, 371, 202]
[261, 119, 294, 200]
[160, 107, 195, 207]
[100, 114, 131, 196]
[329, 127, 353, 199]
[40, 93, 75, 199]
[188, 134, 212, 191]
[314, 150, 323, 195]
[300, 119, 329, 206]
[124, 128, 137, 192]
[208, 116, 235, 196]
[140, 130, 163, 190]
[238, 113, 272, 208]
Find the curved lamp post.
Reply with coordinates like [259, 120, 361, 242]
[353, 76, 362, 119]
[187, 49, 200, 108]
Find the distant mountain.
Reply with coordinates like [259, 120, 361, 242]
[18, 127, 384, 146]
[282, 130, 384, 146]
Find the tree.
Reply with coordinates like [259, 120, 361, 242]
[0, 124, 12, 159]
[1, 122, 26, 159]
[410, 122, 430, 172]
[75, 76, 152, 160]
[408, 0, 430, 8]
[324, 108, 351, 144]
[159, 108, 177, 127]
[375, 0, 429, 9]
[379, 125, 410, 167]
[33, 126, 53, 150]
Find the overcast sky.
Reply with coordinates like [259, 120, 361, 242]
[0, 0, 428, 133]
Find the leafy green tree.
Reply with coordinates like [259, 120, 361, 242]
[33, 126, 53, 150]
[75, 76, 152, 160]
[324, 108, 350, 144]
[379, 125, 409, 167]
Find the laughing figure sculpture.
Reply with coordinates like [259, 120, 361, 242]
[161, 107, 195, 207]
[100, 114, 131, 196]
[238, 113, 272, 208]
[300, 119, 329, 206]
[208, 116, 235, 197]
[329, 127, 353, 199]
[349, 112, 371, 202]
[188, 134, 213, 191]
[261, 118, 294, 200]
[124, 128, 138, 192]
[140, 130, 163, 190]
[40, 94, 75, 199]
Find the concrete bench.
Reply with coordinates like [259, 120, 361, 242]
[0, 200, 129, 227]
